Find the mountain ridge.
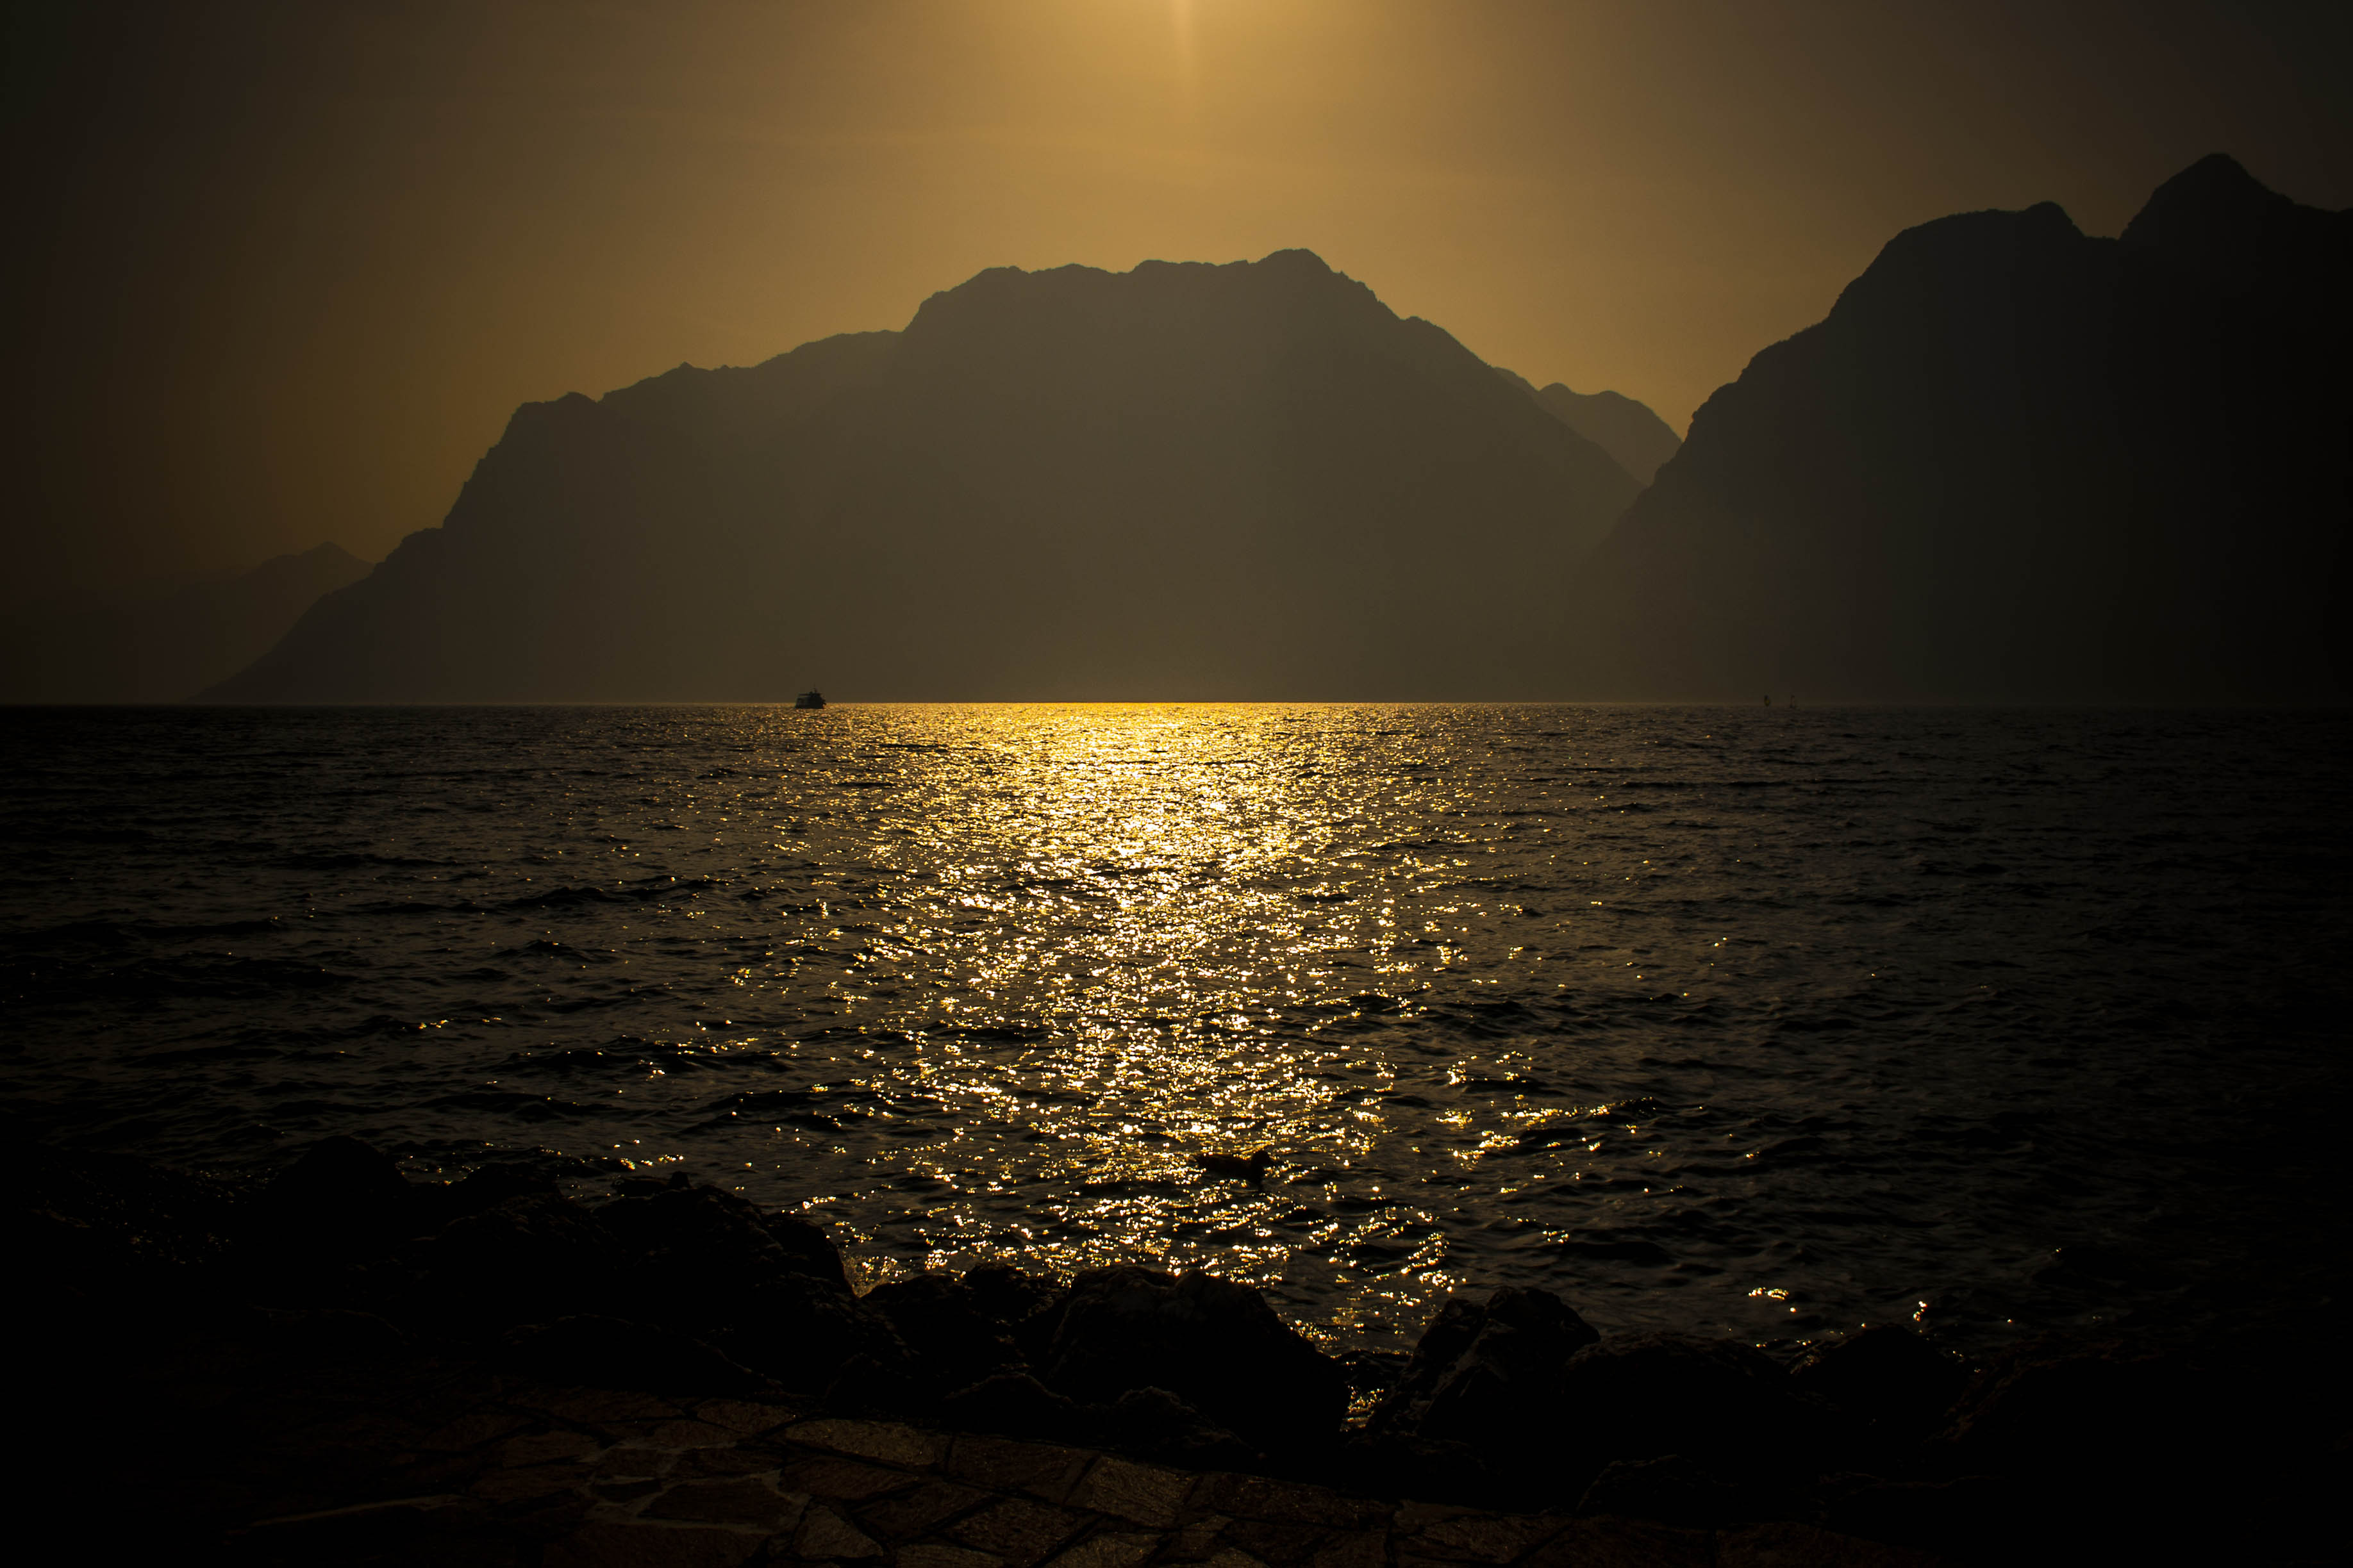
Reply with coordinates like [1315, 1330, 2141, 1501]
[1494, 370, 1683, 486]
[1559, 156, 2350, 702]
[207, 251, 1640, 702]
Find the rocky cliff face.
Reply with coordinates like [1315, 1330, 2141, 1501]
[1561, 156, 2352, 702]
[209, 251, 1638, 702]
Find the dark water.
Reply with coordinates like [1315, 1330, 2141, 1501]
[4, 705, 2346, 1356]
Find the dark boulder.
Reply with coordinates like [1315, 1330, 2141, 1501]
[1102, 1387, 1257, 1470]
[1367, 1286, 1602, 1494]
[581, 1182, 887, 1391]
[1338, 1348, 1410, 1396]
[1933, 1333, 2337, 1564]
[392, 1191, 628, 1332]
[1935, 1336, 2182, 1475]
[498, 1313, 769, 1396]
[1792, 1325, 1968, 1437]
[731, 1271, 906, 1394]
[599, 1184, 806, 1292]
[1376, 1287, 1601, 1448]
[1552, 1333, 1849, 1480]
[1370, 1296, 1486, 1424]
[253, 1136, 429, 1259]
[1038, 1266, 1349, 1451]
[597, 1183, 860, 1334]
[428, 1162, 559, 1225]
[763, 1209, 854, 1294]
[963, 1262, 1065, 1353]
[863, 1271, 1023, 1396]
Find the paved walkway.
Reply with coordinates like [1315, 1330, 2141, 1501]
[229, 1381, 1938, 1566]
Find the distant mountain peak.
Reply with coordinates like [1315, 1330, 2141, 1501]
[2122, 153, 2280, 245]
[201, 247, 1639, 702]
[1498, 372, 1682, 486]
[1561, 161, 2349, 703]
[2116, 153, 2352, 295]
[1828, 201, 2084, 323]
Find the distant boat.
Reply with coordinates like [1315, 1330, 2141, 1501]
[794, 690, 826, 709]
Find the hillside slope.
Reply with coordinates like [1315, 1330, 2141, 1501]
[210, 252, 1638, 702]
[1562, 156, 2352, 702]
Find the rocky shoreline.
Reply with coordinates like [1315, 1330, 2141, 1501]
[18, 1140, 2338, 1564]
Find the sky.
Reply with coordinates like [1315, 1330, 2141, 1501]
[8, 0, 2347, 600]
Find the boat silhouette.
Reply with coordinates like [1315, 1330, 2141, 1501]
[794, 690, 826, 709]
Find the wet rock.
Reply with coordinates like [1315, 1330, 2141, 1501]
[395, 1191, 628, 1331]
[1791, 1327, 1966, 1437]
[1374, 1289, 1597, 1431]
[598, 1184, 830, 1310]
[865, 1271, 1025, 1395]
[254, 1135, 429, 1257]
[1934, 1335, 2177, 1474]
[1038, 1266, 1349, 1452]
[498, 1314, 769, 1396]
[1337, 1349, 1409, 1396]
[965, 1263, 1067, 1357]
[588, 1182, 884, 1384]
[1367, 1287, 1601, 1490]
[766, 1209, 855, 1294]
[1552, 1334, 1847, 1479]
[431, 1162, 559, 1223]
[735, 1275, 908, 1395]
[1372, 1296, 1487, 1423]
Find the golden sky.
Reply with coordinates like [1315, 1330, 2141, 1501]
[10, 0, 2347, 596]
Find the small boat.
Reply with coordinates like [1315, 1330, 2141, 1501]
[794, 691, 826, 710]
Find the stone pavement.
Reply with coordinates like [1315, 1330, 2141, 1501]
[229, 1382, 1938, 1566]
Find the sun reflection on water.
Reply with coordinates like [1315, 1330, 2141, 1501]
[802, 704, 1443, 1335]
[18, 702, 2306, 1357]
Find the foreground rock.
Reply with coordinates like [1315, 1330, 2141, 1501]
[1037, 1266, 1351, 1453]
[16, 1141, 2343, 1564]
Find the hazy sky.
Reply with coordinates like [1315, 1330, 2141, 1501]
[9, 0, 2347, 597]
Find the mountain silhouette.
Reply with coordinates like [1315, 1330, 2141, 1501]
[1562, 155, 2352, 702]
[1497, 368, 1682, 485]
[206, 251, 1639, 702]
[2, 542, 370, 702]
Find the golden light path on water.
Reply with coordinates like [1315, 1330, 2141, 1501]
[783, 703, 1538, 1344]
[18, 702, 2334, 1358]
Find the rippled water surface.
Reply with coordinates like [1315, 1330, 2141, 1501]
[4, 705, 2346, 1353]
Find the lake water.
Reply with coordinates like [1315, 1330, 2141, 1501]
[4, 704, 2345, 1356]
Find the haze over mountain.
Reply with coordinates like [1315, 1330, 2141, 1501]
[192, 157, 2347, 706]
[206, 251, 1640, 702]
[1564, 155, 2352, 702]
[1, 543, 368, 702]
[1495, 368, 1683, 486]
